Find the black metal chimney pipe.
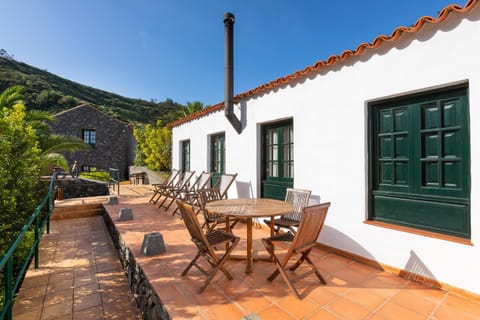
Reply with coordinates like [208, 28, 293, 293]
[224, 12, 242, 134]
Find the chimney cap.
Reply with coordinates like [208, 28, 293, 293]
[224, 12, 235, 24]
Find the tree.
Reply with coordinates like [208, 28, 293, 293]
[133, 120, 171, 171]
[181, 101, 204, 117]
[0, 86, 41, 254]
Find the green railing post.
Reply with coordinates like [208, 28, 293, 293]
[5, 258, 13, 320]
[34, 214, 39, 269]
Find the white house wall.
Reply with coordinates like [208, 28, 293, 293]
[172, 7, 480, 294]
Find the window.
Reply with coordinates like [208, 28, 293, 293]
[368, 86, 470, 239]
[83, 129, 96, 147]
[210, 133, 225, 186]
[181, 140, 190, 172]
[261, 119, 294, 200]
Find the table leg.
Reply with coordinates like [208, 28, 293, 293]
[246, 218, 253, 274]
[270, 217, 275, 237]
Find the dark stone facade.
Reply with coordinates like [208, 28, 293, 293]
[57, 178, 109, 199]
[103, 210, 170, 320]
[49, 104, 136, 180]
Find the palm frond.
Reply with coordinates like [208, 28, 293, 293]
[40, 135, 91, 155]
[0, 85, 23, 109]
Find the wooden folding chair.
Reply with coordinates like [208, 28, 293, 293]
[172, 171, 213, 215]
[197, 188, 241, 233]
[212, 173, 238, 199]
[158, 170, 196, 211]
[149, 169, 181, 204]
[176, 200, 240, 294]
[263, 188, 311, 234]
[262, 202, 331, 299]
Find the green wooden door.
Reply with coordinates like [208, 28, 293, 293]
[261, 120, 293, 200]
[210, 133, 225, 187]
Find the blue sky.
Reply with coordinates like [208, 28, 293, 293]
[0, 0, 462, 106]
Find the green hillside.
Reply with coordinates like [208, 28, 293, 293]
[0, 55, 186, 125]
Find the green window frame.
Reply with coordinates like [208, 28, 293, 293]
[368, 86, 470, 239]
[210, 133, 225, 186]
[261, 119, 294, 200]
[181, 139, 190, 172]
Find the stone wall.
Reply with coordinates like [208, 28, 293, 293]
[57, 178, 109, 199]
[50, 104, 136, 180]
[103, 210, 170, 320]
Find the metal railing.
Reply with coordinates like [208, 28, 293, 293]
[0, 173, 58, 320]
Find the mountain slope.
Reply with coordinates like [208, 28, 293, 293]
[0, 56, 184, 125]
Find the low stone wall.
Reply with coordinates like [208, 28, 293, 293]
[102, 209, 170, 320]
[58, 178, 109, 199]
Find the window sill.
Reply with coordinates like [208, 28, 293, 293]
[364, 220, 473, 246]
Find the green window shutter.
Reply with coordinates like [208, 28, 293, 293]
[369, 87, 470, 239]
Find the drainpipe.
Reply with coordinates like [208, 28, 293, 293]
[224, 12, 242, 134]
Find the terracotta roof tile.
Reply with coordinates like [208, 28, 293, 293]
[169, 0, 478, 128]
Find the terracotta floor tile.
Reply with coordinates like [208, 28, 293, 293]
[235, 289, 274, 314]
[432, 303, 479, 320]
[376, 302, 425, 320]
[74, 292, 102, 312]
[74, 282, 100, 297]
[46, 278, 73, 293]
[12, 294, 45, 314]
[326, 297, 371, 320]
[21, 273, 50, 288]
[389, 290, 438, 316]
[306, 286, 339, 306]
[276, 294, 319, 319]
[16, 283, 48, 299]
[12, 308, 42, 320]
[306, 308, 341, 320]
[442, 293, 480, 317]
[41, 301, 72, 320]
[73, 305, 104, 320]
[44, 287, 73, 306]
[256, 304, 296, 320]
[203, 301, 245, 320]
[343, 287, 388, 310]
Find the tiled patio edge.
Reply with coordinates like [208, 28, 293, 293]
[102, 209, 171, 320]
[316, 242, 480, 302]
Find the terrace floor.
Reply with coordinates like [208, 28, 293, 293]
[13, 185, 480, 319]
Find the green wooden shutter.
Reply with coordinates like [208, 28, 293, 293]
[370, 87, 470, 238]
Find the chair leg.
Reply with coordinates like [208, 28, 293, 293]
[305, 255, 327, 284]
[182, 252, 202, 276]
[197, 238, 239, 293]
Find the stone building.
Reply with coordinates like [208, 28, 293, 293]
[50, 104, 135, 180]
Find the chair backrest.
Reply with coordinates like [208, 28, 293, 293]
[283, 188, 312, 221]
[191, 171, 213, 192]
[197, 188, 223, 221]
[290, 203, 330, 254]
[165, 169, 181, 186]
[213, 173, 238, 198]
[176, 200, 212, 253]
[177, 170, 196, 189]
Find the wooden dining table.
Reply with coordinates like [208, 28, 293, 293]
[205, 198, 293, 273]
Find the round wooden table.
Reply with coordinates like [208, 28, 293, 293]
[205, 198, 293, 273]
